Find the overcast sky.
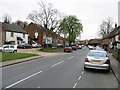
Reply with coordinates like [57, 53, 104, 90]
[0, 0, 119, 40]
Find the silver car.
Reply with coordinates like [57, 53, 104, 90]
[84, 50, 110, 72]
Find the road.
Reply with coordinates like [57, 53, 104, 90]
[2, 47, 118, 88]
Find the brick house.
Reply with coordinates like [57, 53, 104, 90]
[24, 22, 46, 45]
[25, 22, 66, 46]
[108, 26, 120, 49]
[88, 39, 102, 46]
[0, 22, 3, 46]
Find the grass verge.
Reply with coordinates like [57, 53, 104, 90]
[39, 47, 63, 52]
[0, 52, 38, 62]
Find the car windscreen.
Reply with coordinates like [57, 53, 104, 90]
[88, 52, 107, 57]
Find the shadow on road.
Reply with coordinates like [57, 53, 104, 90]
[84, 68, 111, 74]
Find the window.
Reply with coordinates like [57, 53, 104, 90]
[11, 32, 14, 37]
[88, 52, 107, 57]
[10, 46, 14, 48]
[4, 46, 9, 48]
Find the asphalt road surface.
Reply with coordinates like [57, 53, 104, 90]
[2, 47, 118, 88]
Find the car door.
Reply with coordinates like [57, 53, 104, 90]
[9, 45, 14, 52]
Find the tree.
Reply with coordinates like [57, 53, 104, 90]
[3, 14, 12, 24]
[27, 1, 63, 34]
[59, 15, 83, 46]
[98, 17, 114, 38]
[12, 20, 28, 29]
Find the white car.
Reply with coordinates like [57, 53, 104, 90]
[84, 50, 110, 72]
[88, 45, 94, 50]
[2, 45, 17, 53]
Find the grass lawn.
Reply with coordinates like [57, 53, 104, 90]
[0, 52, 38, 62]
[39, 47, 63, 53]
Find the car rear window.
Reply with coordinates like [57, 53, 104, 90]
[88, 52, 107, 57]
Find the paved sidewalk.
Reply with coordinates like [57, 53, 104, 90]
[108, 53, 120, 86]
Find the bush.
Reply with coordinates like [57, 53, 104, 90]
[109, 49, 120, 62]
[39, 47, 63, 52]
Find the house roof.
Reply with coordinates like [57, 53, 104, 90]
[108, 26, 120, 38]
[27, 22, 54, 35]
[89, 39, 102, 44]
[2, 23, 27, 34]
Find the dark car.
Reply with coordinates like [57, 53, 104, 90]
[71, 45, 77, 50]
[64, 46, 72, 52]
[18, 43, 32, 49]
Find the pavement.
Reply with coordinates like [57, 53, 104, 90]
[108, 53, 120, 85]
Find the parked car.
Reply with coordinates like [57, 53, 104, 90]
[84, 50, 110, 72]
[71, 45, 77, 50]
[32, 41, 41, 48]
[18, 43, 32, 49]
[1, 45, 17, 53]
[88, 45, 94, 50]
[64, 46, 72, 52]
[76, 44, 82, 49]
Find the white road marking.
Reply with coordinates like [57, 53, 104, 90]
[52, 61, 64, 67]
[38, 87, 41, 88]
[82, 71, 84, 74]
[5, 71, 43, 88]
[73, 83, 77, 88]
[78, 76, 81, 80]
[67, 56, 74, 59]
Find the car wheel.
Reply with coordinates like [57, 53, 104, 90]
[14, 50, 17, 53]
[84, 66, 87, 70]
[106, 69, 110, 73]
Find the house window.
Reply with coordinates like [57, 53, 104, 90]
[23, 34, 25, 38]
[35, 31, 38, 38]
[11, 32, 14, 37]
[118, 35, 120, 41]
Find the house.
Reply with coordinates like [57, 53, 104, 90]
[0, 22, 28, 45]
[0, 23, 3, 46]
[108, 26, 120, 49]
[25, 22, 66, 47]
[25, 22, 50, 45]
[88, 39, 102, 46]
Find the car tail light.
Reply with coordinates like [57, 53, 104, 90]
[104, 60, 110, 64]
[85, 58, 89, 62]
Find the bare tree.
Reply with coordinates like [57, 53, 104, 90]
[3, 14, 12, 24]
[12, 20, 28, 29]
[27, 1, 63, 32]
[98, 17, 114, 38]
